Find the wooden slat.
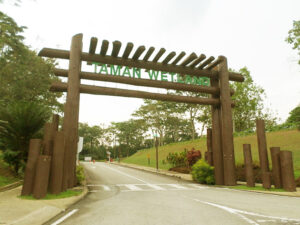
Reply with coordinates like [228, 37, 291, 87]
[132, 46, 146, 60]
[198, 56, 215, 69]
[152, 48, 166, 62]
[162, 52, 176, 64]
[53, 68, 221, 95]
[180, 53, 197, 66]
[100, 40, 109, 56]
[189, 54, 206, 68]
[50, 82, 220, 105]
[87, 37, 98, 65]
[122, 42, 134, 59]
[205, 58, 222, 70]
[38, 48, 245, 82]
[171, 51, 186, 65]
[143, 47, 155, 61]
[111, 41, 121, 57]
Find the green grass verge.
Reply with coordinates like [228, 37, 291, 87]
[0, 175, 19, 187]
[226, 185, 285, 192]
[122, 129, 300, 178]
[19, 189, 83, 200]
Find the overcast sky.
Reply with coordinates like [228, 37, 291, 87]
[2, 0, 300, 127]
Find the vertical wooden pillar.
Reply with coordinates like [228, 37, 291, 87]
[211, 77, 224, 185]
[243, 144, 255, 187]
[206, 128, 213, 166]
[280, 151, 296, 192]
[62, 33, 83, 189]
[256, 119, 270, 172]
[50, 131, 65, 194]
[218, 56, 236, 186]
[21, 139, 42, 196]
[43, 123, 53, 155]
[33, 155, 51, 199]
[52, 114, 60, 132]
[270, 147, 282, 188]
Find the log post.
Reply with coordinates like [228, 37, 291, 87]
[42, 123, 53, 155]
[50, 131, 65, 194]
[270, 147, 282, 188]
[280, 151, 296, 192]
[62, 33, 83, 189]
[32, 155, 51, 199]
[21, 139, 42, 196]
[256, 119, 270, 172]
[206, 128, 213, 166]
[243, 144, 255, 187]
[262, 172, 271, 189]
[211, 77, 224, 185]
[218, 56, 236, 185]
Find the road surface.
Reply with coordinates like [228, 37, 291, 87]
[45, 162, 300, 225]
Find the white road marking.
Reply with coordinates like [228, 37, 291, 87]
[167, 184, 187, 189]
[193, 199, 300, 224]
[51, 209, 78, 225]
[187, 183, 207, 189]
[125, 184, 142, 191]
[147, 184, 165, 190]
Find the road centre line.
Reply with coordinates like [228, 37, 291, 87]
[51, 209, 78, 225]
[125, 184, 142, 191]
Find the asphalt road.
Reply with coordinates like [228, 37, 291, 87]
[45, 162, 300, 225]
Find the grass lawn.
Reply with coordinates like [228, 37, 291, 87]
[226, 185, 285, 192]
[19, 189, 82, 200]
[122, 129, 300, 178]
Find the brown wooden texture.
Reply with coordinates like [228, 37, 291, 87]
[122, 42, 134, 59]
[52, 114, 60, 131]
[243, 144, 255, 187]
[132, 46, 145, 60]
[51, 81, 221, 105]
[21, 139, 42, 196]
[50, 131, 65, 194]
[53, 68, 222, 95]
[189, 54, 206, 68]
[42, 123, 53, 155]
[62, 33, 82, 189]
[206, 128, 213, 166]
[152, 48, 166, 62]
[143, 47, 155, 61]
[211, 77, 224, 185]
[262, 172, 271, 189]
[270, 147, 282, 188]
[219, 56, 236, 186]
[33, 155, 51, 199]
[180, 53, 197, 66]
[162, 52, 176, 64]
[280, 151, 296, 192]
[198, 56, 215, 69]
[38, 48, 244, 82]
[256, 119, 270, 172]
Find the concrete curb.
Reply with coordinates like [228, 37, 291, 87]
[114, 162, 300, 197]
[0, 180, 23, 192]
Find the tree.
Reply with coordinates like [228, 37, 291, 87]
[0, 102, 50, 174]
[286, 105, 300, 130]
[230, 67, 276, 132]
[286, 20, 300, 65]
[0, 11, 62, 112]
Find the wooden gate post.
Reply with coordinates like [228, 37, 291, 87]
[206, 128, 213, 166]
[62, 33, 83, 189]
[270, 147, 282, 188]
[211, 77, 224, 185]
[243, 144, 255, 187]
[280, 151, 296, 192]
[218, 56, 236, 185]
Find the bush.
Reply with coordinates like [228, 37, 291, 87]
[187, 148, 201, 167]
[76, 165, 85, 186]
[191, 159, 215, 185]
[166, 150, 187, 167]
[295, 177, 300, 187]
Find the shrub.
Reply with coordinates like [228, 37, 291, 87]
[235, 162, 263, 183]
[296, 177, 300, 187]
[166, 150, 187, 167]
[191, 159, 215, 185]
[76, 165, 85, 186]
[187, 148, 201, 167]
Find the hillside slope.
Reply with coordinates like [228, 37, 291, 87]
[122, 129, 300, 178]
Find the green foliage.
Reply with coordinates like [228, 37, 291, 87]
[286, 20, 300, 65]
[186, 148, 202, 167]
[0, 101, 50, 174]
[191, 159, 215, 185]
[286, 105, 300, 130]
[166, 150, 187, 167]
[76, 165, 85, 186]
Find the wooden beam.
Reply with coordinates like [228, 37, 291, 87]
[198, 56, 215, 69]
[111, 41, 121, 57]
[122, 42, 134, 59]
[100, 40, 109, 56]
[189, 54, 206, 68]
[53, 68, 221, 95]
[152, 48, 166, 62]
[51, 81, 221, 105]
[143, 47, 155, 61]
[180, 53, 198, 66]
[171, 51, 186, 65]
[132, 46, 145, 60]
[38, 48, 244, 82]
[162, 52, 176, 64]
[87, 37, 98, 65]
[206, 58, 222, 70]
